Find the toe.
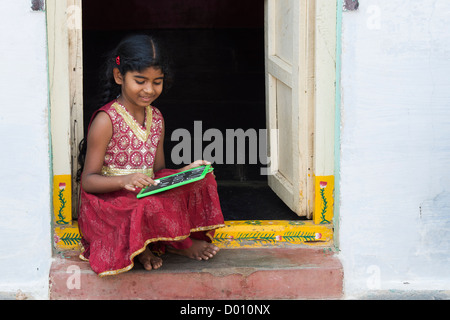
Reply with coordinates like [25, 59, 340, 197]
[204, 246, 218, 257]
[144, 262, 153, 271]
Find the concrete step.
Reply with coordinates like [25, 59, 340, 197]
[49, 247, 343, 300]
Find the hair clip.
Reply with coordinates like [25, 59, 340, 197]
[116, 56, 121, 66]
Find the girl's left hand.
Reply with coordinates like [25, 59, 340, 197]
[182, 160, 211, 171]
[181, 160, 215, 178]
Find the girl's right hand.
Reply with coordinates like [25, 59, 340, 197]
[123, 173, 159, 192]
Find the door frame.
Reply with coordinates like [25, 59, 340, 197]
[47, 0, 338, 225]
[312, 0, 338, 224]
[47, 0, 84, 226]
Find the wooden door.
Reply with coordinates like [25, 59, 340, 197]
[264, 0, 315, 217]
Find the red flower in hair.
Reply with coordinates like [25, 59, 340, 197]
[116, 56, 121, 66]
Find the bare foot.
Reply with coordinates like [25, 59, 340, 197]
[167, 239, 220, 261]
[138, 246, 163, 270]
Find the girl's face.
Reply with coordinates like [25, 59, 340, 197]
[114, 66, 164, 109]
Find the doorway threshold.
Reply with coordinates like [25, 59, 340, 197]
[213, 220, 333, 249]
[54, 184, 332, 251]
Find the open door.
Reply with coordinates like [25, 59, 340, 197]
[264, 0, 315, 217]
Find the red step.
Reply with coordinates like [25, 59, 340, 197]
[49, 247, 343, 300]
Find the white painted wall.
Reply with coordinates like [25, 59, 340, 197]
[0, 0, 51, 299]
[339, 0, 450, 297]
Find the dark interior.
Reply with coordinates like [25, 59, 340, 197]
[82, 0, 303, 220]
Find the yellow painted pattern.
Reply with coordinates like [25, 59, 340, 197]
[54, 220, 333, 251]
[53, 175, 72, 225]
[314, 176, 334, 225]
[54, 221, 81, 250]
[213, 220, 333, 248]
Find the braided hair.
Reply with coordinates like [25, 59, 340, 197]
[77, 34, 173, 182]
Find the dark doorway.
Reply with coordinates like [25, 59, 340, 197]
[82, 0, 302, 220]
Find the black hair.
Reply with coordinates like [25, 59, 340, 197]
[99, 34, 173, 106]
[77, 34, 173, 182]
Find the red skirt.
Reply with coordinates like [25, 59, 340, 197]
[78, 169, 225, 277]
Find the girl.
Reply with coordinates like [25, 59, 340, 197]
[78, 34, 225, 277]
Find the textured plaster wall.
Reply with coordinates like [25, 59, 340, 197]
[0, 0, 51, 299]
[339, 0, 450, 296]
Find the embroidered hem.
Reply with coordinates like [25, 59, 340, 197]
[79, 223, 225, 277]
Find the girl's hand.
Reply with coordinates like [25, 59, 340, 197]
[181, 160, 215, 178]
[123, 173, 159, 192]
[181, 160, 211, 172]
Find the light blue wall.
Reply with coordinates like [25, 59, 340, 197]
[338, 0, 450, 297]
[0, 0, 51, 299]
